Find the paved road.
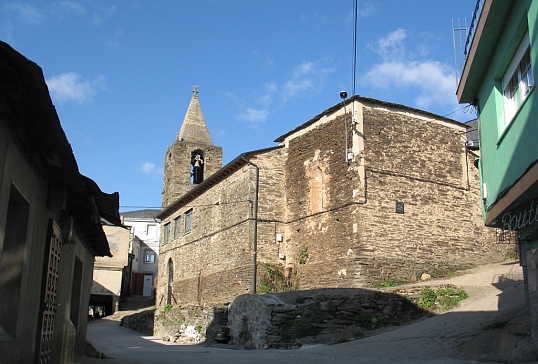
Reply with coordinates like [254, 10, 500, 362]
[76, 260, 537, 364]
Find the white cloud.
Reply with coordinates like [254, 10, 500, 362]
[105, 29, 125, 47]
[1, 21, 15, 44]
[280, 58, 335, 102]
[362, 61, 454, 108]
[93, 5, 117, 26]
[57, 1, 86, 16]
[370, 28, 407, 60]
[139, 162, 163, 177]
[257, 81, 277, 107]
[237, 108, 269, 125]
[357, 2, 375, 18]
[46, 72, 106, 104]
[5, 3, 46, 25]
[361, 29, 456, 109]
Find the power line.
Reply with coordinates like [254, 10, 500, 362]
[352, 0, 358, 96]
[121, 206, 161, 209]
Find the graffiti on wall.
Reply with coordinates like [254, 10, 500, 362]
[501, 200, 538, 232]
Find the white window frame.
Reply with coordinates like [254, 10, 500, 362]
[502, 32, 534, 131]
[147, 224, 157, 236]
[144, 250, 156, 264]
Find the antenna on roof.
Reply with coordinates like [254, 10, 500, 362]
[351, 0, 358, 97]
[452, 18, 469, 88]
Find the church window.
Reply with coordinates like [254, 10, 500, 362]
[191, 150, 204, 184]
[184, 209, 193, 233]
[163, 222, 170, 245]
[173, 216, 181, 239]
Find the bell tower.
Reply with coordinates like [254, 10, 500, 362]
[162, 87, 223, 208]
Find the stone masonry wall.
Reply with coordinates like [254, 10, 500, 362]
[282, 112, 363, 289]
[281, 102, 511, 288]
[157, 148, 286, 308]
[162, 141, 223, 208]
[227, 288, 428, 349]
[157, 99, 513, 324]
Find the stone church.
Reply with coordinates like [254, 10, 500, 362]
[156, 89, 512, 308]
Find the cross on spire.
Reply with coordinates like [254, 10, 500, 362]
[192, 85, 199, 98]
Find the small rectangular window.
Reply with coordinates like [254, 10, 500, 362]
[173, 216, 181, 239]
[147, 224, 157, 236]
[184, 209, 193, 234]
[163, 223, 170, 245]
[502, 32, 534, 130]
[144, 251, 156, 264]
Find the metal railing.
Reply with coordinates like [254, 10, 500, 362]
[464, 0, 485, 58]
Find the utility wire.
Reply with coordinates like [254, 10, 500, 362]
[352, 0, 358, 96]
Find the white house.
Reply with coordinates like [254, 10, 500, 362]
[121, 209, 161, 296]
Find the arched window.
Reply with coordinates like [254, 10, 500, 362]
[167, 259, 174, 306]
[191, 150, 204, 184]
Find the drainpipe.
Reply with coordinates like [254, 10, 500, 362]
[241, 155, 259, 294]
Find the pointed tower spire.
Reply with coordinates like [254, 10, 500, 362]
[176, 86, 213, 145]
[162, 86, 223, 208]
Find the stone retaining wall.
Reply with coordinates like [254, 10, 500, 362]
[120, 309, 155, 335]
[227, 288, 431, 349]
[153, 305, 229, 343]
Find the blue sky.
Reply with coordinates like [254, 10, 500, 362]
[1, 0, 478, 211]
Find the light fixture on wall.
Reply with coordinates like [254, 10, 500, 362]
[341, 91, 353, 164]
[276, 233, 283, 242]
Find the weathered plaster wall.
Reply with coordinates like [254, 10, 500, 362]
[0, 121, 49, 363]
[0, 119, 99, 363]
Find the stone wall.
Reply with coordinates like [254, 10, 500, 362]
[120, 309, 155, 335]
[162, 141, 223, 208]
[153, 305, 229, 343]
[157, 148, 286, 308]
[227, 288, 428, 349]
[281, 102, 511, 288]
[157, 98, 514, 314]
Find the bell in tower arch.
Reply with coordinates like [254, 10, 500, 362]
[191, 150, 204, 184]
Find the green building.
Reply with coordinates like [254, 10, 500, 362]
[457, 0, 538, 342]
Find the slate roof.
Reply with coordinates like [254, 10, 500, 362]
[274, 95, 467, 143]
[121, 209, 161, 219]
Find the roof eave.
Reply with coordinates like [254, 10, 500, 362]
[157, 146, 282, 220]
[457, 0, 516, 103]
